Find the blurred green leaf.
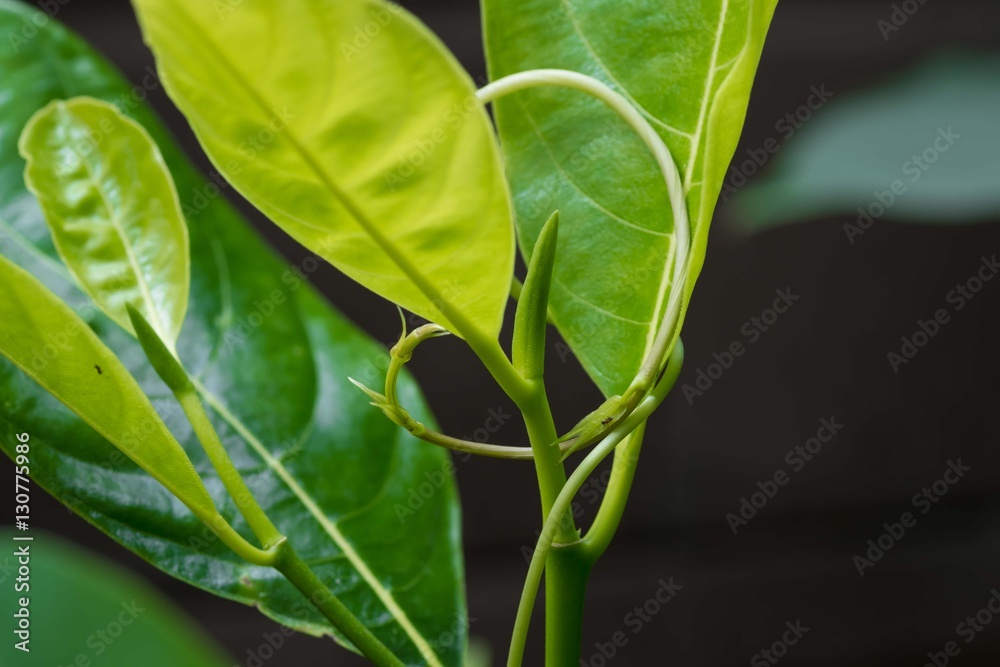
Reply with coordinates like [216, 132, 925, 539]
[731, 53, 1000, 229]
[0, 529, 230, 667]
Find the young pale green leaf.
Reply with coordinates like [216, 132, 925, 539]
[129, 0, 514, 341]
[484, 0, 779, 396]
[0, 529, 231, 667]
[731, 53, 1000, 230]
[0, 252, 214, 520]
[19, 97, 189, 349]
[0, 4, 466, 665]
[512, 211, 559, 380]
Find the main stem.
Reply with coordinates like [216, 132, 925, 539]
[544, 545, 591, 666]
[520, 382, 588, 666]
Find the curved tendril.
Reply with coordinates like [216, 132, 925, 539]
[349, 319, 572, 460]
[478, 69, 692, 454]
[506, 341, 685, 667]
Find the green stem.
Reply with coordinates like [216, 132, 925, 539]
[274, 541, 404, 667]
[545, 545, 591, 667]
[522, 385, 575, 538]
[520, 385, 582, 667]
[178, 391, 283, 547]
[506, 342, 684, 667]
[580, 422, 646, 561]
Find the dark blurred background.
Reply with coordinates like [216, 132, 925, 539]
[13, 0, 1000, 665]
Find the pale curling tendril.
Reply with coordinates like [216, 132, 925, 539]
[350, 314, 575, 460]
[478, 69, 692, 455]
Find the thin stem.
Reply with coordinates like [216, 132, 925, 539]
[520, 382, 582, 666]
[506, 341, 684, 667]
[274, 541, 404, 667]
[579, 422, 646, 560]
[178, 391, 283, 547]
[350, 322, 573, 460]
[522, 384, 577, 540]
[198, 513, 280, 567]
[586, 341, 686, 558]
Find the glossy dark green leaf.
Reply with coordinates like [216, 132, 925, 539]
[0, 3, 465, 665]
[130, 0, 514, 342]
[731, 53, 1000, 229]
[19, 97, 190, 348]
[484, 0, 778, 395]
[0, 529, 230, 667]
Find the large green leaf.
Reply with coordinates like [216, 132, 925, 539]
[484, 0, 778, 395]
[0, 2, 464, 665]
[130, 0, 514, 342]
[0, 529, 230, 667]
[731, 53, 1000, 230]
[20, 97, 190, 349]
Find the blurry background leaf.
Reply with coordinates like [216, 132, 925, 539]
[0, 2, 466, 664]
[20, 97, 190, 349]
[730, 52, 1000, 229]
[0, 529, 230, 667]
[483, 0, 778, 396]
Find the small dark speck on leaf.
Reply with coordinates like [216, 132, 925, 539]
[601, 417, 613, 426]
[94, 365, 102, 375]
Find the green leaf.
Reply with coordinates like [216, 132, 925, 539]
[19, 96, 190, 349]
[0, 3, 465, 665]
[730, 53, 1000, 229]
[0, 528, 231, 667]
[129, 0, 514, 342]
[483, 0, 778, 395]
[0, 252, 216, 520]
